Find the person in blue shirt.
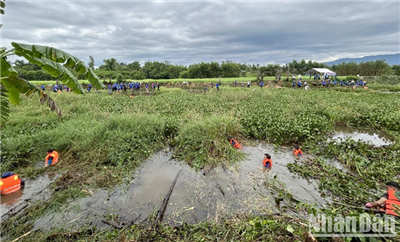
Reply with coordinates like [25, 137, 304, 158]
[322, 80, 326, 87]
[52, 85, 58, 92]
[108, 84, 111, 94]
[292, 80, 295, 88]
[260, 81, 264, 88]
[297, 80, 302, 88]
[41, 85, 45, 91]
[234, 80, 237, 87]
[216, 82, 219, 91]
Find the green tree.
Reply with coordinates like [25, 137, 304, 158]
[0, 0, 103, 127]
[100, 58, 118, 71]
[88, 55, 95, 68]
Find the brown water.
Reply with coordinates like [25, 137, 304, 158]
[331, 126, 393, 147]
[0, 173, 57, 220]
[34, 144, 328, 230]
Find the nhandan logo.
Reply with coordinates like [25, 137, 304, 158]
[308, 213, 397, 237]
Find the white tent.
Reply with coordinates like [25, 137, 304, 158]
[306, 68, 336, 76]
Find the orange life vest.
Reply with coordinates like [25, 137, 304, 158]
[45, 151, 59, 166]
[385, 190, 400, 217]
[293, 149, 303, 156]
[262, 158, 272, 168]
[0, 175, 22, 195]
[230, 139, 242, 149]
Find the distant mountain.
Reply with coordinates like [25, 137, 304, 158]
[325, 53, 400, 66]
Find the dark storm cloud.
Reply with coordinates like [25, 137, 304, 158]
[2, 1, 399, 65]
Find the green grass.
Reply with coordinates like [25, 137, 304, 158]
[30, 76, 351, 85]
[2, 86, 400, 241]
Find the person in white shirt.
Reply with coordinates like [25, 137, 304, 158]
[305, 85, 310, 91]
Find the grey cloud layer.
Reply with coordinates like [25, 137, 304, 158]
[2, 1, 399, 65]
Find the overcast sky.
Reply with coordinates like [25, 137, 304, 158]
[1, 0, 399, 66]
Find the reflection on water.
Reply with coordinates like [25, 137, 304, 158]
[332, 126, 393, 147]
[1, 173, 57, 220]
[34, 144, 328, 230]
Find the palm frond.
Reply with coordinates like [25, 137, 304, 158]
[0, 85, 10, 127]
[12, 42, 104, 89]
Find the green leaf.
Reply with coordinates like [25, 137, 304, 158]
[0, 0, 4, 17]
[0, 85, 10, 127]
[1, 57, 18, 78]
[394, 191, 400, 200]
[286, 225, 294, 233]
[1, 79, 20, 104]
[11, 42, 104, 89]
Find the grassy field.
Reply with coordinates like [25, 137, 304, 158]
[1, 86, 399, 241]
[30, 76, 350, 85]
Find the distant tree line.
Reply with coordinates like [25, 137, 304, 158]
[13, 56, 400, 81]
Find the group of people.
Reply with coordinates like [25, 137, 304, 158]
[41, 84, 71, 93]
[108, 82, 160, 94]
[228, 138, 303, 171]
[0, 149, 58, 195]
[228, 138, 399, 219]
[2, 141, 399, 220]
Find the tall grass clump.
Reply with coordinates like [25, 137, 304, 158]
[173, 116, 244, 170]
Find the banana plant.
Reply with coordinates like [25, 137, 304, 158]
[0, 0, 104, 127]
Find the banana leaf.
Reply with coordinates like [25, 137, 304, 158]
[12, 42, 104, 89]
[0, 0, 4, 15]
[0, 85, 10, 127]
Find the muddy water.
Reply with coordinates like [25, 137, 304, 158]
[240, 144, 326, 204]
[331, 126, 393, 147]
[0, 173, 57, 220]
[34, 145, 328, 230]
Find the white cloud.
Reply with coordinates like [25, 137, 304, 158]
[2, 1, 399, 65]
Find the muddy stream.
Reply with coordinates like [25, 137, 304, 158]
[0, 173, 58, 221]
[26, 143, 331, 231]
[1, 143, 343, 232]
